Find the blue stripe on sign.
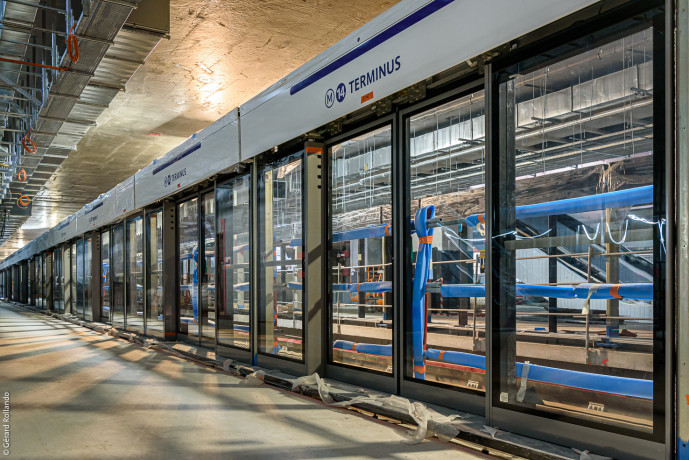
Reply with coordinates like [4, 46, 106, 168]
[289, 0, 455, 95]
[152, 143, 202, 175]
[84, 201, 103, 215]
[56, 221, 68, 230]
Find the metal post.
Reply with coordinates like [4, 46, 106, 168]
[304, 141, 324, 375]
[676, 0, 688, 457]
[162, 200, 177, 341]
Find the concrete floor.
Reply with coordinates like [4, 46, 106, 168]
[0, 303, 486, 460]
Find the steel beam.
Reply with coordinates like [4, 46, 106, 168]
[0, 72, 41, 106]
[4, 0, 67, 14]
[37, 115, 96, 126]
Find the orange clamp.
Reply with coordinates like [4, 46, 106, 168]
[418, 236, 433, 244]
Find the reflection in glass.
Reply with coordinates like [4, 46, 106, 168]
[76, 239, 84, 319]
[35, 256, 42, 309]
[85, 237, 92, 321]
[407, 91, 486, 390]
[101, 231, 111, 323]
[201, 193, 216, 345]
[126, 217, 144, 334]
[494, 29, 657, 432]
[329, 126, 393, 372]
[258, 152, 304, 360]
[64, 245, 72, 314]
[178, 198, 199, 337]
[217, 175, 251, 349]
[54, 246, 63, 314]
[112, 225, 125, 328]
[45, 252, 53, 312]
[146, 210, 164, 337]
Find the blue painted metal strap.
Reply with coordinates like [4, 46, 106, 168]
[152, 143, 201, 175]
[289, 0, 455, 95]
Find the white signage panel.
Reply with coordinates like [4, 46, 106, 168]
[135, 109, 239, 209]
[240, 0, 597, 159]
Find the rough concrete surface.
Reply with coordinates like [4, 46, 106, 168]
[0, 303, 487, 459]
[2, 0, 402, 258]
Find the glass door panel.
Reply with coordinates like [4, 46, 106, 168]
[101, 231, 111, 323]
[54, 246, 63, 313]
[258, 151, 304, 360]
[45, 252, 52, 311]
[201, 192, 216, 346]
[493, 28, 660, 434]
[329, 126, 393, 373]
[85, 236, 92, 321]
[76, 239, 84, 319]
[178, 198, 199, 338]
[112, 225, 125, 328]
[126, 217, 144, 334]
[217, 175, 251, 350]
[406, 91, 487, 391]
[146, 210, 164, 337]
[64, 245, 72, 314]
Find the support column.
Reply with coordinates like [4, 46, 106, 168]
[304, 141, 324, 375]
[488, 68, 517, 406]
[676, 0, 688, 457]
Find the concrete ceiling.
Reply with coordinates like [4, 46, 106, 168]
[1, 0, 401, 258]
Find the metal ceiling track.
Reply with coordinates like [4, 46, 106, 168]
[0, 0, 168, 249]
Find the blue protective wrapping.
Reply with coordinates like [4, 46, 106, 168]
[440, 284, 485, 298]
[348, 281, 392, 293]
[333, 342, 652, 399]
[573, 283, 653, 301]
[288, 282, 302, 290]
[515, 362, 652, 400]
[440, 283, 652, 300]
[466, 185, 653, 228]
[412, 206, 435, 379]
[233, 282, 250, 292]
[333, 340, 393, 356]
[332, 283, 352, 291]
[425, 348, 486, 369]
[332, 224, 391, 243]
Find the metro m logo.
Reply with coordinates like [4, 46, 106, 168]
[325, 88, 335, 108]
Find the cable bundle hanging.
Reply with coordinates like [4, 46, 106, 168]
[0, 25, 79, 70]
[17, 169, 26, 182]
[22, 129, 37, 154]
[16, 195, 30, 209]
